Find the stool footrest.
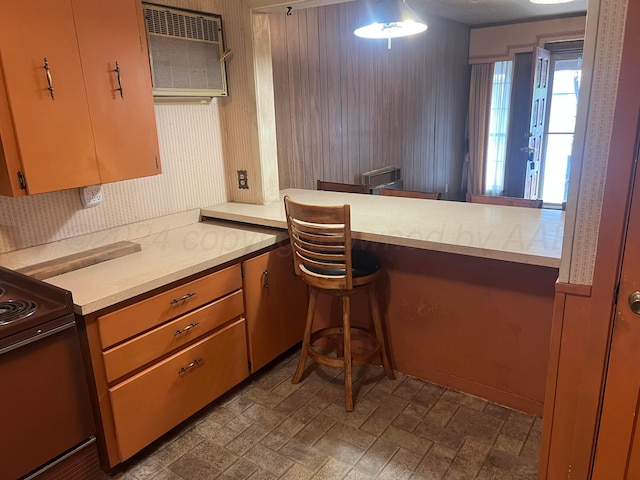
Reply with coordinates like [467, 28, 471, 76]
[306, 326, 381, 368]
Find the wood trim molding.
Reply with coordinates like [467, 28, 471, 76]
[538, 290, 568, 478]
[413, 366, 544, 416]
[468, 29, 586, 63]
[555, 281, 592, 297]
[244, 0, 355, 13]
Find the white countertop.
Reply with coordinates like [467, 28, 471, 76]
[201, 189, 564, 268]
[0, 213, 288, 315]
[0, 192, 563, 314]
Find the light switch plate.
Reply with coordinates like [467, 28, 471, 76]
[80, 184, 103, 208]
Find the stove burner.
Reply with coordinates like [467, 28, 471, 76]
[0, 300, 38, 325]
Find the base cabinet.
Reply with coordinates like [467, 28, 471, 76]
[243, 245, 308, 373]
[81, 264, 247, 468]
[78, 245, 307, 471]
[110, 320, 248, 460]
[80, 246, 307, 471]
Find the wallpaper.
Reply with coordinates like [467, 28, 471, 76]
[563, 0, 628, 285]
[0, 102, 227, 254]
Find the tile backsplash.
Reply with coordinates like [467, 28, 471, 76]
[0, 101, 227, 254]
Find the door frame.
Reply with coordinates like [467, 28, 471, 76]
[539, 0, 640, 476]
[589, 0, 640, 472]
[591, 119, 640, 477]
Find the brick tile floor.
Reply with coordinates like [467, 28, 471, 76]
[108, 350, 541, 480]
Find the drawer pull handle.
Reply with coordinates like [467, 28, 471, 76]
[179, 358, 203, 374]
[175, 322, 200, 336]
[262, 269, 269, 292]
[170, 292, 196, 305]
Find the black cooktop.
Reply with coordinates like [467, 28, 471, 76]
[0, 300, 38, 325]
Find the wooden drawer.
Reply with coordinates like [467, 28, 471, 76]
[102, 290, 244, 383]
[109, 319, 249, 461]
[98, 264, 242, 349]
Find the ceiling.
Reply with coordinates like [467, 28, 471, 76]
[408, 0, 588, 26]
[256, 0, 589, 27]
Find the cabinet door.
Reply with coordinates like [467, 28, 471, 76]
[0, 0, 100, 195]
[243, 245, 308, 372]
[72, 0, 161, 183]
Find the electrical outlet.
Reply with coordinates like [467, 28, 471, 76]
[237, 170, 249, 189]
[79, 184, 103, 208]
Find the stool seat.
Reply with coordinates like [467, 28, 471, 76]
[284, 195, 395, 411]
[305, 249, 380, 282]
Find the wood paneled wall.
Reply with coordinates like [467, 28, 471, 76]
[269, 2, 470, 199]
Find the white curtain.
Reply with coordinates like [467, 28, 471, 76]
[485, 61, 514, 196]
[466, 63, 494, 195]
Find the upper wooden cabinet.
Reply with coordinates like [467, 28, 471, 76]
[72, 0, 160, 184]
[0, 0, 161, 197]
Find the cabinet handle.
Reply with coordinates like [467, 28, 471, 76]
[170, 292, 196, 305]
[43, 57, 54, 100]
[114, 61, 124, 98]
[175, 322, 200, 336]
[178, 358, 203, 374]
[262, 269, 269, 292]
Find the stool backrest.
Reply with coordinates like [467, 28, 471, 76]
[284, 195, 353, 290]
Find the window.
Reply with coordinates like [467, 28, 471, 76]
[485, 61, 514, 195]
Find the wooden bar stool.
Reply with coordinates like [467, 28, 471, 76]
[284, 195, 394, 411]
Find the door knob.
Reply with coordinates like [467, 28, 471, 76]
[629, 291, 640, 315]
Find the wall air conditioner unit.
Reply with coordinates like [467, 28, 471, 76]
[142, 3, 228, 98]
[361, 166, 402, 194]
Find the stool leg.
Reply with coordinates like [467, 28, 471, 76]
[369, 287, 395, 380]
[335, 297, 344, 359]
[342, 295, 354, 411]
[293, 288, 317, 384]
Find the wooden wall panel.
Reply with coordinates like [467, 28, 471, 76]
[269, 2, 470, 199]
[311, 241, 557, 415]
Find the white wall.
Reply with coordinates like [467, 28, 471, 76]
[469, 16, 586, 64]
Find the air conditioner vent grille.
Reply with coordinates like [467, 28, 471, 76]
[146, 7, 220, 42]
[143, 3, 227, 97]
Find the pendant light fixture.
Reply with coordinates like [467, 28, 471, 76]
[354, 0, 427, 49]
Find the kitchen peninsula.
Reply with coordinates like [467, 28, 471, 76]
[202, 189, 564, 268]
[0, 192, 562, 468]
[201, 189, 564, 416]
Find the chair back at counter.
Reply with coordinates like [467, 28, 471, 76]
[466, 193, 543, 208]
[380, 188, 441, 200]
[317, 180, 368, 194]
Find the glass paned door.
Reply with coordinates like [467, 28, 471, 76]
[541, 52, 582, 204]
